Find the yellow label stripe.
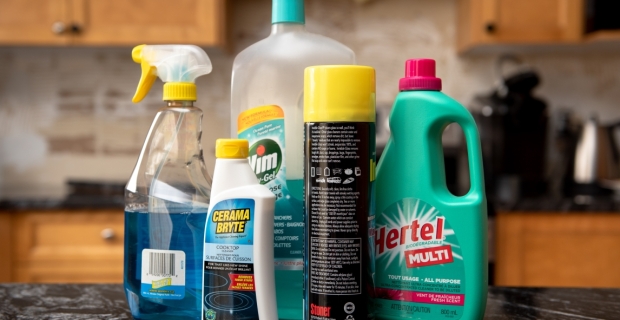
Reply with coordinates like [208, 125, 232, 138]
[152, 278, 172, 289]
[237, 105, 284, 134]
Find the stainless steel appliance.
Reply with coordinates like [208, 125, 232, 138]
[572, 116, 620, 199]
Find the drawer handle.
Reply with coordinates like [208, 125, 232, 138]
[101, 228, 116, 241]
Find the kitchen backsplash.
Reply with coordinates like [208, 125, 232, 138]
[1, 0, 620, 198]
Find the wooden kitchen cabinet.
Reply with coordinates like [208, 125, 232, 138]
[495, 212, 620, 288]
[457, 0, 584, 53]
[1, 210, 124, 283]
[0, 212, 12, 282]
[0, 0, 227, 47]
[0, 0, 70, 45]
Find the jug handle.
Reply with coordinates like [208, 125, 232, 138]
[429, 112, 485, 204]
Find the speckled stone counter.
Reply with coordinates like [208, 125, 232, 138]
[0, 284, 130, 320]
[0, 284, 619, 319]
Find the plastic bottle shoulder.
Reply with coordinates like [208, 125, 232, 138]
[210, 184, 275, 206]
[391, 91, 473, 120]
[230, 29, 355, 138]
[393, 90, 457, 106]
[233, 31, 354, 70]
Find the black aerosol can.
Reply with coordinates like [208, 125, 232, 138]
[304, 65, 376, 320]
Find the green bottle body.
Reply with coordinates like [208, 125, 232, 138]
[374, 91, 487, 320]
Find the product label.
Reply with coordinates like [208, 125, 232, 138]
[304, 122, 376, 320]
[202, 198, 258, 320]
[238, 105, 304, 270]
[140, 249, 186, 299]
[375, 198, 465, 319]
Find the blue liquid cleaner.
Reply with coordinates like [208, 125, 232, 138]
[275, 270, 303, 320]
[276, 179, 304, 320]
[124, 209, 207, 320]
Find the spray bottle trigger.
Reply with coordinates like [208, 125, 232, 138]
[132, 44, 157, 103]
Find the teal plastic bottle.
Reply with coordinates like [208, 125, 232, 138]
[374, 59, 487, 320]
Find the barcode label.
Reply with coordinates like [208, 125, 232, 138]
[148, 252, 176, 277]
[141, 249, 186, 299]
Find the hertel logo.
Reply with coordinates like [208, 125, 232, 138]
[375, 217, 445, 255]
[248, 139, 282, 184]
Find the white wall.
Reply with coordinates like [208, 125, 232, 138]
[1, 0, 619, 197]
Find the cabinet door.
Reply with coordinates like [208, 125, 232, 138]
[0, 213, 12, 282]
[13, 210, 124, 283]
[0, 0, 70, 45]
[68, 0, 227, 46]
[496, 213, 620, 287]
[458, 0, 584, 52]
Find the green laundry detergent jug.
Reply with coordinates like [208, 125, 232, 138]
[374, 59, 488, 320]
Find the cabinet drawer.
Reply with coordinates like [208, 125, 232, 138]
[15, 260, 124, 283]
[496, 212, 620, 287]
[14, 210, 124, 262]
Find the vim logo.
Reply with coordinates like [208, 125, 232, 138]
[248, 139, 282, 184]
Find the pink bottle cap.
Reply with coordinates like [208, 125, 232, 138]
[399, 59, 442, 91]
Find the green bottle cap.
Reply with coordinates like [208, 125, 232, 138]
[272, 0, 305, 24]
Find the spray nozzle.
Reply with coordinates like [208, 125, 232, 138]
[132, 44, 212, 103]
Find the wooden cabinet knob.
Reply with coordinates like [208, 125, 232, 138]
[51, 21, 66, 35]
[101, 228, 116, 240]
[70, 23, 82, 34]
[485, 22, 497, 34]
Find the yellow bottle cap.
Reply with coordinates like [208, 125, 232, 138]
[304, 65, 376, 123]
[163, 82, 197, 101]
[216, 139, 249, 159]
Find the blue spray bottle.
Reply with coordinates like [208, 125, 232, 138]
[124, 44, 213, 320]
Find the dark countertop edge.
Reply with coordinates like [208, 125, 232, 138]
[0, 197, 124, 211]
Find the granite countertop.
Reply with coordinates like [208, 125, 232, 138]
[4, 197, 620, 212]
[0, 195, 124, 210]
[490, 195, 620, 213]
[0, 181, 125, 211]
[0, 284, 619, 319]
[4, 194, 619, 212]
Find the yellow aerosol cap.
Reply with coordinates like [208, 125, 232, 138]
[304, 65, 376, 123]
[216, 139, 249, 159]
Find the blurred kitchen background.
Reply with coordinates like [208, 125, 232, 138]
[1, 0, 620, 287]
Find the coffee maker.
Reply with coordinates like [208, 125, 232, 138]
[471, 55, 548, 206]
